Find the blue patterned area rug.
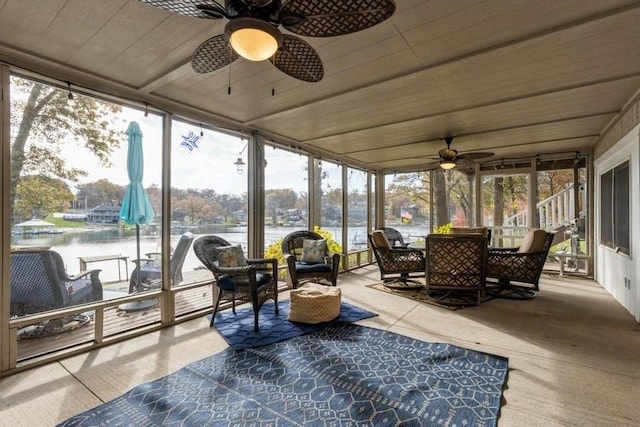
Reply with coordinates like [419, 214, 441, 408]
[208, 299, 378, 350]
[58, 324, 508, 426]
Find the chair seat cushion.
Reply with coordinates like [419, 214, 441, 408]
[295, 261, 332, 273]
[217, 273, 272, 291]
[288, 283, 341, 324]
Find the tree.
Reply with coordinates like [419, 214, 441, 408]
[265, 188, 299, 225]
[76, 179, 125, 211]
[13, 176, 74, 221]
[386, 172, 429, 221]
[537, 170, 574, 201]
[10, 77, 123, 216]
[174, 196, 210, 224]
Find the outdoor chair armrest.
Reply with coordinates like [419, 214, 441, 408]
[246, 257, 277, 265]
[246, 258, 278, 276]
[215, 265, 255, 277]
[489, 249, 546, 258]
[326, 252, 340, 270]
[68, 269, 101, 281]
[284, 253, 297, 267]
[392, 243, 410, 249]
[488, 247, 519, 254]
[379, 246, 425, 258]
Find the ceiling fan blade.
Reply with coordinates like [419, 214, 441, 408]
[280, 0, 395, 37]
[191, 35, 239, 73]
[273, 35, 324, 82]
[139, 0, 228, 19]
[457, 152, 495, 162]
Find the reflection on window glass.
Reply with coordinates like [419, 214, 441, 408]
[170, 120, 249, 284]
[432, 169, 476, 228]
[482, 173, 529, 247]
[264, 146, 309, 256]
[600, 161, 629, 255]
[371, 174, 376, 230]
[385, 172, 429, 243]
[536, 166, 587, 252]
[347, 168, 367, 251]
[317, 160, 342, 243]
[10, 75, 163, 307]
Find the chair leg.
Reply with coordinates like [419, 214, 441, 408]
[231, 291, 236, 314]
[253, 310, 259, 333]
[210, 291, 223, 327]
[252, 297, 260, 332]
[273, 289, 279, 315]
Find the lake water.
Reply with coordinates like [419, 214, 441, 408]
[11, 224, 429, 282]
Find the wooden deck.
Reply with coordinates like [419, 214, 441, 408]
[11, 252, 372, 369]
[15, 269, 218, 362]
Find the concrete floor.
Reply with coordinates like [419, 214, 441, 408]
[1, 266, 639, 426]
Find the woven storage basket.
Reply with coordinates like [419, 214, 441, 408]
[288, 283, 341, 324]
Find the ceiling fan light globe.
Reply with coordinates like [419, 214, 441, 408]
[226, 18, 282, 62]
[440, 160, 457, 170]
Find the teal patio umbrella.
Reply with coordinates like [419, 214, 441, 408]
[119, 121, 155, 310]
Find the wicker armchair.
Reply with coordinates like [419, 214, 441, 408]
[368, 230, 425, 289]
[281, 230, 340, 288]
[425, 234, 488, 305]
[194, 235, 278, 332]
[129, 232, 194, 293]
[10, 249, 103, 316]
[486, 229, 555, 299]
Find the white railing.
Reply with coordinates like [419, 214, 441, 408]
[537, 184, 575, 230]
[504, 183, 584, 231]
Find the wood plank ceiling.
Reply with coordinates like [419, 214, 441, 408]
[1, 0, 639, 172]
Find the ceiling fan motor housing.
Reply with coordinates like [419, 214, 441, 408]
[226, 0, 281, 22]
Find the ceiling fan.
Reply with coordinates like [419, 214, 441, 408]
[139, 0, 396, 82]
[429, 137, 494, 170]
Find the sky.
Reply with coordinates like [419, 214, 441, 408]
[12, 75, 345, 198]
[59, 106, 319, 195]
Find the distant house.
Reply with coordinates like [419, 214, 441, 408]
[87, 204, 120, 224]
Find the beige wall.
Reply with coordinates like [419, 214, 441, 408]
[594, 92, 640, 159]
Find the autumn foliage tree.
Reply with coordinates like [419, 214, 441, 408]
[10, 77, 123, 221]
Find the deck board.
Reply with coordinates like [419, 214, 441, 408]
[16, 273, 217, 361]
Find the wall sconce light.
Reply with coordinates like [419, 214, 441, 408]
[66, 82, 74, 101]
[234, 141, 248, 174]
[234, 157, 246, 174]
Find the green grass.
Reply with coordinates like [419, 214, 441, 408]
[550, 238, 586, 254]
[43, 216, 89, 228]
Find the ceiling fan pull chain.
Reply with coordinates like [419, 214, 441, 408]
[271, 58, 276, 96]
[228, 45, 232, 95]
